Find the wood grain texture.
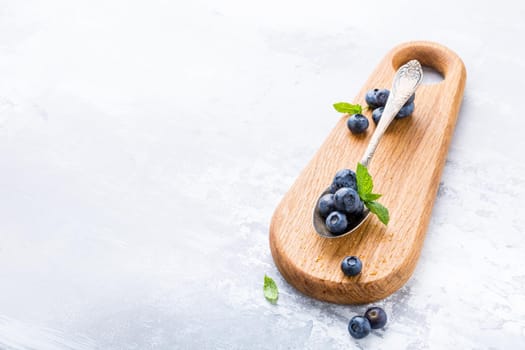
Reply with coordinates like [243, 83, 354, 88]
[269, 41, 466, 304]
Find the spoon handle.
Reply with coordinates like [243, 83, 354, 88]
[360, 60, 423, 167]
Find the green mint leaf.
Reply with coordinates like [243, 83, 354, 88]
[333, 102, 362, 114]
[366, 201, 390, 225]
[356, 163, 373, 197]
[264, 275, 278, 303]
[361, 193, 382, 202]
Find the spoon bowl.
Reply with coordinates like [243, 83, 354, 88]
[313, 187, 370, 238]
[313, 59, 423, 238]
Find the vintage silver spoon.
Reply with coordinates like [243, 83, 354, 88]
[313, 59, 424, 238]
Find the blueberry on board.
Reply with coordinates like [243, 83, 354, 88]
[376, 89, 390, 106]
[341, 256, 362, 276]
[325, 211, 348, 235]
[318, 193, 335, 218]
[329, 169, 357, 193]
[405, 93, 415, 105]
[365, 89, 379, 107]
[364, 307, 388, 329]
[348, 316, 371, 339]
[347, 114, 369, 134]
[334, 187, 364, 215]
[346, 210, 365, 230]
[365, 88, 390, 108]
[373, 103, 414, 121]
[372, 107, 384, 125]
[396, 102, 415, 119]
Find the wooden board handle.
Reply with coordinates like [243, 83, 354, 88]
[391, 41, 465, 79]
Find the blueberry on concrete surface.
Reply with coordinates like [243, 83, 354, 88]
[364, 307, 387, 329]
[334, 187, 364, 215]
[318, 193, 335, 218]
[348, 316, 371, 339]
[347, 114, 369, 134]
[325, 211, 348, 235]
[395, 102, 415, 119]
[341, 256, 362, 276]
[329, 169, 357, 193]
[372, 107, 383, 125]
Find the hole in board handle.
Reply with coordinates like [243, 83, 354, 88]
[421, 66, 444, 85]
[391, 44, 450, 83]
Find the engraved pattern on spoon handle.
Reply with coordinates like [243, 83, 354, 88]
[360, 60, 423, 167]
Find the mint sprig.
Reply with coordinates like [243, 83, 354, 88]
[263, 275, 278, 303]
[365, 201, 389, 225]
[333, 102, 362, 115]
[361, 193, 382, 202]
[356, 163, 390, 225]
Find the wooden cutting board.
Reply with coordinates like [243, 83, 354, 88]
[269, 41, 466, 304]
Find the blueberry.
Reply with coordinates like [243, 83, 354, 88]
[365, 89, 378, 107]
[346, 210, 365, 230]
[341, 256, 362, 276]
[372, 103, 414, 122]
[376, 89, 390, 106]
[372, 107, 384, 125]
[395, 102, 414, 119]
[348, 316, 371, 339]
[364, 307, 387, 329]
[334, 187, 364, 215]
[347, 114, 369, 134]
[329, 169, 357, 193]
[318, 194, 335, 218]
[365, 89, 389, 108]
[405, 93, 415, 105]
[325, 211, 348, 235]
